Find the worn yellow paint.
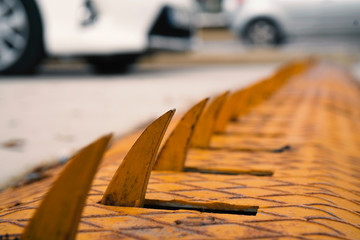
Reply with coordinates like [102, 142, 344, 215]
[22, 134, 112, 240]
[190, 92, 229, 148]
[101, 110, 175, 207]
[154, 98, 209, 172]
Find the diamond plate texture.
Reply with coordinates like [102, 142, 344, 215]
[1, 62, 360, 239]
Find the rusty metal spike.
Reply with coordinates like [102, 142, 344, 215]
[191, 91, 229, 148]
[264, 78, 280, 96]
[257, 79, 274, 101]
[234, 87, 251, 118]
[101, 110, 175, 207]
[22, 134, 112, 240]
[232, 83, 265, 119]
[214, 89, 246, 133]
[247, 81, 267, 107]
[242, 80, 271, 112]
[154, 98, 209, 172]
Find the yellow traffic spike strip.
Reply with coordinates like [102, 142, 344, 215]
[214, 61, 308, 134]
[210, 62, 311, 152]
[101, 110, 174, 207]
[21, 134, 112, 240]
[190, 91, 229, 148]
[153, 98, 209, 172]
[1, 61, 360, 239]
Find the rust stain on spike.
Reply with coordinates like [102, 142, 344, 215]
[191, 91, 229, 148]
[101, 110, 175, 207]
[154, 99, 209, 172]
[22, 134, 112, 240]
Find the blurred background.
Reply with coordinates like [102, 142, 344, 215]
[0, 0, 359, 188]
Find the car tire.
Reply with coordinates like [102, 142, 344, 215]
[0, 0, 44, 75]
[243, 19, 283, 47]
[87, 54, 140, 74]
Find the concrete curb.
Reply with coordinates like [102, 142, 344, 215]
[140, 50, 359, 66]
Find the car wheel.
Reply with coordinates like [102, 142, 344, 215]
[87, 54, 140, 74]
[243, 20, 282, 46]
[0, 0, 44, 75]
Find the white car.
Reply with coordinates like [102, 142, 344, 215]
[0, 0, 197, 74]
[223, 0, 360, 46]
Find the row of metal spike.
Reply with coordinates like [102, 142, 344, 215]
[22, 60, 310, 239]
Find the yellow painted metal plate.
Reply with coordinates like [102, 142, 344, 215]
[1, 62, 360, 239]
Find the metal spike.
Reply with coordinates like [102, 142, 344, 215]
[22, 134, 112, 240]
[154, 98, 209, 172]
[214, 89, 246, 133]
[101, 110, 175, 207]
[191, 92, 229, 148]
[233, 87, 251, 117]
[247, 81, 267, 107]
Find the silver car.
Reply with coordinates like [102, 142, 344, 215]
[223, 0, 360, 46]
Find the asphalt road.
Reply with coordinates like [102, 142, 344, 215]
[0, 63, 280, 188]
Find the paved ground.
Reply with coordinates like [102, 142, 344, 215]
[0, 64, 279, 188]
[1, 31, 359, 189]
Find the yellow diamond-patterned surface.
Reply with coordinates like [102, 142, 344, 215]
[1, 62, 360, 239]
